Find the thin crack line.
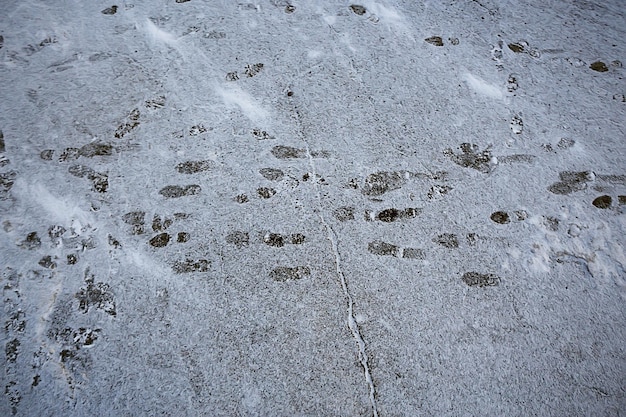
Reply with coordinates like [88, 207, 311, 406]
[319, 215, 379, 417]
[297, 123, 378, 416]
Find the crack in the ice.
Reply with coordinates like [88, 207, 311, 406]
[295, 110, 379, 417]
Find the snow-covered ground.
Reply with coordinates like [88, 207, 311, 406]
[1, 1, 624, 415]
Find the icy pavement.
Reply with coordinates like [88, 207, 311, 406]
[0, 1, 625, 415]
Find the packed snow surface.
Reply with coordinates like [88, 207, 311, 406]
[0, 1, 624, 416]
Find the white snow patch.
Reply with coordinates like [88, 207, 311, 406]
[355, 312, 367, 324]
[339, 33, 358, 53]
[322, 14, 337, 26]
[463, 73, 504, 100]
[364, 1, 412, 37]
[126, 248, 172, 278]
[215, 85, 269, 123]
[11, 178, 95, 233]
[528, 242, 552, 273]
[142, 19, 178, 47]
[241, 383, 262, 410]
[526, 215, 626, 298]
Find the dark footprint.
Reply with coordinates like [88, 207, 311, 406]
[333, 206, 355, 221]
[507, 73, 519, 93]
[557, 138, 575, 149]
[101, 6, 118, 15]
[425, 36, 444, 46]
[91, 175, 110, 193]
[108, 235, 121, 248]
[402, 248, 425, 259]
[257, 187, 276, 199]
[461, 272, 500, 287]
[252, 129, 274, 140]
[0, 170, 16, 198]
[159, 185, 201, 198]
[68, 164, 96, 178]
[40, 149, 55, 160]
[310, 150, 330, 158]
[68, 164, 109, 193]
[433, 233, 459, 248]
[152, 215, 173, 232]
[290, 233, 305, 244]
[427, 185, 453, 199]
[619, 196, 626, 205]
[59, 147, 80, 161]
[262, 233, 305, 247]
[177, 232, 190, 243]
[48, 225, 67, 245]
[543, 216, 559, 231]
[226, 231, 249, 248]
[75, 279, 117, 316]
[176, 160, 214, 174]
[38, 255, 57, 269]
[270, 266, 310, 282]
[507, 41, 540, 57]
[259, 168, 284, 181]
[173, 259, 210, 273]
[349, 5, 367, 15]
[271, 145, 329, 160]
[114, 108, 140, 139]
[244, 63, 264, 78]
[79, 142, 113, 158]
[490, 211, 510, 224]
[362, 171, 408, 196]
[264, 233, 283, 247]
[368, 241, 399, 256]
[189, 125, 208, 136]
[302, 173, 327, 184]
[444, 143, 492, 174]
[548, 171, 594, 195]
[368, 241, 424, 259]
[234, 194, 249, 203]
[145, 96, 166, 109]
[18, 232, 41, 250]
[271, 145, 306, 159]
[508, 42, 525, 53]
[122, 211, 146, 235]
[592, 195, 612, 209]
[590, 61, 608, 72]
[149, 233, 170, 248]
[374, 208, 421, 222]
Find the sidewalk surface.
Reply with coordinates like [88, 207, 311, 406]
[0, 1, 624, 416]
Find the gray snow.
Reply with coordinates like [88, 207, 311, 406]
[1, 0, 625, 416]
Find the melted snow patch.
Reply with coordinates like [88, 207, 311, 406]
[463, 73, 504, 100]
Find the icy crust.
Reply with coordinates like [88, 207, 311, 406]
[1, 1, 625, 416]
